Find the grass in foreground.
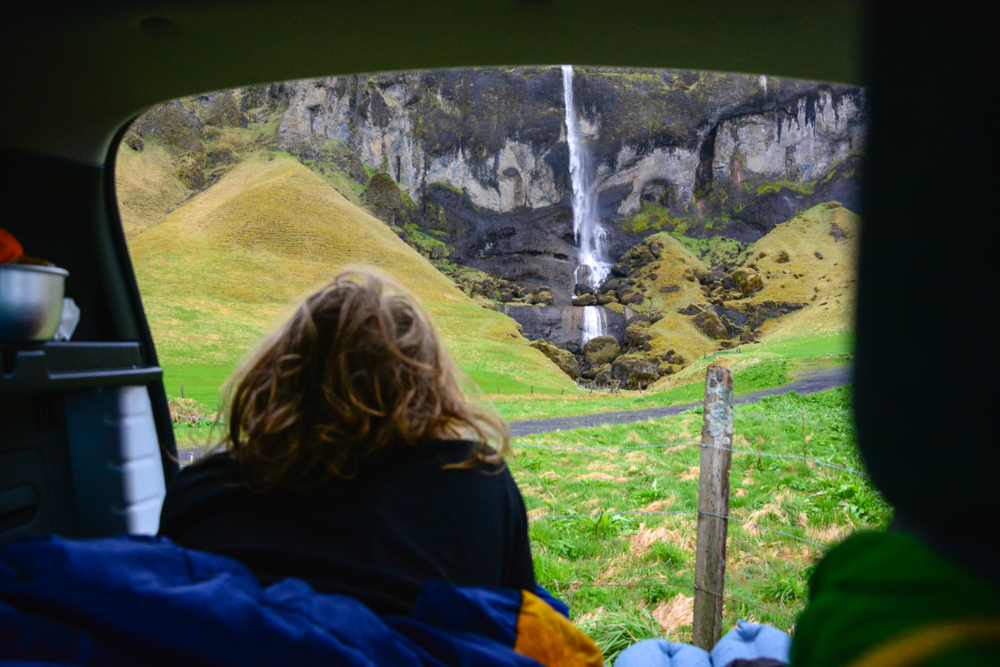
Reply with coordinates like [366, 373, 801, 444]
[509, 387, 887, 663]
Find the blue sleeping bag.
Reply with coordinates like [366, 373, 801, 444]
[0, 534, 601, 667]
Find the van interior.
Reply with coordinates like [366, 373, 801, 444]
[0, 0, 994, 605]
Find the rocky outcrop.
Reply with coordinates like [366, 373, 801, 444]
[499, 305, 626, 354]
[530, 340, 581, 379]
[583, 336, 621, 365]
[611, 355, 660, 390]
[363, 173, 406, 225]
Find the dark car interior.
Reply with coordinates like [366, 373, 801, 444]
[0, 0, 994, 610]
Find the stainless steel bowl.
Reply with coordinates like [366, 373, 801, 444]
[0, 263, 69, 341]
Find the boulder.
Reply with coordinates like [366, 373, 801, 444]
[617, 285, 644, 305]
[530, 340, 581, 378]
[612, 355, 661, 390]
[829, 223, 849, 242]
[605, 302, 625, 315]
[597, 293, 619, 306]
[692, 309, 729, 339]
[594, 363, 613, 385]
[583, 336, 621, 365]
[574, 283, 596, 296]
[624, 321, 655, 352]
[631, 247, 655, 266]
[611, 262, 631, 278]
[528, 290, 554, 305]
[649, 240, 664, 258]
[572, 293, 597, 306]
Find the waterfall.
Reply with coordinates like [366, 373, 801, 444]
[562, 65, 612, 292]
[564, 65, 611, 347]
[581, 306, 606, 346]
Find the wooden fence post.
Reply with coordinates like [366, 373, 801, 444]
[693, 364, 734, 651]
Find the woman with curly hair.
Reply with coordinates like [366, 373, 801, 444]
[158, 268, 534, 617]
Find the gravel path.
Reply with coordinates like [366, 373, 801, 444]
[177, 367, 851, 466]
[508, 366, 851, 438]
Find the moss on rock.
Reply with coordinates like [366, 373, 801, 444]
[583, 336, 621, 365]
[530, 339, 581, 379]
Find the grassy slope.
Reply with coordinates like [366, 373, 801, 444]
[126, 155, 575, 414]
[631, 233, 719, 367]
[744, 202, 858, 341]
[115, 145, 191, 237]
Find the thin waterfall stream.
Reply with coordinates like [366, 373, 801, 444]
[563, 64, 611, 346]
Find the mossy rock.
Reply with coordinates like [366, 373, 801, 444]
[597, 293, 619, 306]
[528, 290, 554, 305]
[611, 262, 631, 278]
[572, 293, 597, 306]
[730, 268, 764, 296]
[124, 133, 144, 151]
[130, 100, 204, 153]
[692, 309, 729, 339]
[624, 320, 655, 352]
[583, 336, 621, 365]
[530, 340, 581, 379]
[605, 302, 625, 315]
[363, 173, 405, 225]
[611, 355, 660, 390]
[204, 91, 248, 129]
[617, 285, 644, 305]
[593, 363, 613, 384]
[176, 160, 205, 190]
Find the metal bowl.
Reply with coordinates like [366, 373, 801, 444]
[0, 263, 69, 341]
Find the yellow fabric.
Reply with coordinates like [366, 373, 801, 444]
[844, 618, 1000, 667]
[514, 590, 604, 667]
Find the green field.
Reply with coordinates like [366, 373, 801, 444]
[509, 387, 885, 662]
[170, 336, 853, 449]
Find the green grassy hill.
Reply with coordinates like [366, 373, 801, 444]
[124, 154, 575, 413]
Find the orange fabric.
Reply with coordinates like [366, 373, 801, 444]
[844, 618, 1000, 667]
[0, 227, 24, 263]
[514, 590, 604, 667]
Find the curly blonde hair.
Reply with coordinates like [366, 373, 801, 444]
[220, 268, 508, 491]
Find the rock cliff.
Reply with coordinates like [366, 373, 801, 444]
[271, 67, 865, 285]
[123, 65, 865, 387]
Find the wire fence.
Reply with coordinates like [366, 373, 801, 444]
[514, 367, 868, 646]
